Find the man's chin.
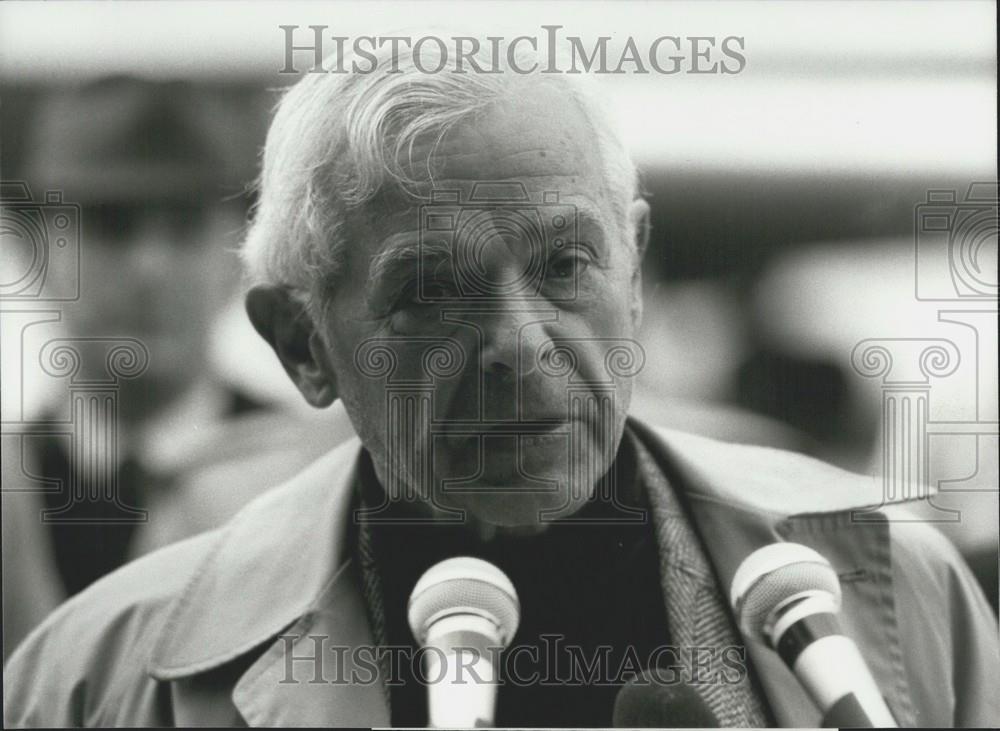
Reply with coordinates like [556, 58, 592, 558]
[431, 436, 612, 526]
[437, 432, 575, 479]
[443, 480, 594, 534]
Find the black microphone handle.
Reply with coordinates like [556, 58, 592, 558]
[612, 670, 720, 728]
[821, 693, 876, 728]
[821, 693, 898, 729]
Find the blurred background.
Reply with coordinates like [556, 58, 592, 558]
[2, 1, 996, 658]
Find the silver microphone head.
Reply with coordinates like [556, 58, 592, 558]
[407, 556, 521, 647]
[730, 542, 841, 642]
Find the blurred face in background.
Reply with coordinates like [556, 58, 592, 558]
[19, 77, 253, 424]
[68, 197, 240, 420]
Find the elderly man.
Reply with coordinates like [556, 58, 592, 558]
[4, 42, 999, 728]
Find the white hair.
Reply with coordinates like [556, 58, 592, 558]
[241, 36, 639, 298]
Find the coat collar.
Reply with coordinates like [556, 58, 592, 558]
[147, 436, 363, 680]
[629, 421, 918, 726]
[147, 419, 916, 727]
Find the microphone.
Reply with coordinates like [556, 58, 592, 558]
[407, 556, 520, 728]
[612, 670, 719, 727]
[730, 542, 897, 728]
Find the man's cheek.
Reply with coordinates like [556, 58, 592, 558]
[357, 381, 392, 431]
[559, 304, 632, 347]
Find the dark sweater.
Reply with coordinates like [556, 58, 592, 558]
[356, 427, 670, 727]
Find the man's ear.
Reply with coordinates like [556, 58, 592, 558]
[629, 198, 651, 264]
[627, 198, 651, 329]
[245, 286, 337, 408]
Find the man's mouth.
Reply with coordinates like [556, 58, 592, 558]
[435, 418, 579, 449]
[439, 417, 570, 434]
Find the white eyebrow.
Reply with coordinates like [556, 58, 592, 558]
[368, 237, 453, 288]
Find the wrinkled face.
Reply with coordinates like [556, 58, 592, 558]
[320, 83, 646, 531]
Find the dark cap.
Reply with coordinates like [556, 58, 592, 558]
[25, 75, 253, 205]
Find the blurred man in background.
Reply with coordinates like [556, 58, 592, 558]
[22, 76, 248, 592]
[3, 76, 360, 659]
[2, 78, 254, 656]
[2, 76, 372, 658]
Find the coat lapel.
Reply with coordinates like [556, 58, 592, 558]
[148, 439, 365, 679]
[148, 437, 390, 726]
[231, 560, 390, 727]
[634, 423, 916, 727]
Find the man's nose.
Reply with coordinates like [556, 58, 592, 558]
[478, 307, 555, 379]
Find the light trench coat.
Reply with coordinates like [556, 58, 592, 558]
[5, 420, 999, 727]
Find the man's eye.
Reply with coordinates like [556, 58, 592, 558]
[549, 252, 592, 280]
[394, 279, 453, 310]
[420, 280, 454, 299]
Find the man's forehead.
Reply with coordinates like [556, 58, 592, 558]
[347, 86, 611, 239]
[365, 187, 606, 233]
[413, 81, 602, 179]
